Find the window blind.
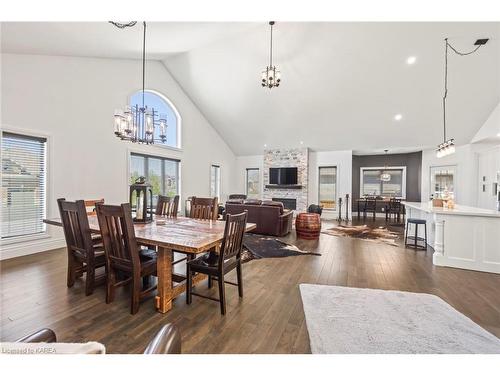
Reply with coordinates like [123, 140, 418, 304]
[1, 132, 47, 239]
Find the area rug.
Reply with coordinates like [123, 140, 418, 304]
[322, 225, 399, 246]
[242, 234, 320, 262]
[299, 284, 500, 354]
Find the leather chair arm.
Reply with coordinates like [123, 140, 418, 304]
[16, 328, 57, 343]
[143, 324, 181, 354]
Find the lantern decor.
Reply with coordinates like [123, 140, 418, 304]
[129, 176, 153, 223]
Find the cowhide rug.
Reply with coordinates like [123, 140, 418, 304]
[322, 225, 399, 246]
[242, 234, 321, 263]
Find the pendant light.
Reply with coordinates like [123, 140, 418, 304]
[261, 21, 281, 89]
[437, 37, 488, 158]
[110, 21, 167, 145]
[380, 150, 391, 182]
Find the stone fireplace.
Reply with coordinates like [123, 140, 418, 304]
[263, 148, 309, 212]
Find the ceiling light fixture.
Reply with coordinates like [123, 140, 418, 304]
[261, 21, 281, 89]
[437, 37, 488, 158]
[110, 21, 167, 145]
[380, 150, 391, 182]
[406, 56, 417, 65]
[394, 114, 403, 121]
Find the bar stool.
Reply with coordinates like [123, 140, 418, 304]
[404, 218, 427, 250]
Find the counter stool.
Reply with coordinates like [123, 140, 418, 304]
[405, 218, 427, 250]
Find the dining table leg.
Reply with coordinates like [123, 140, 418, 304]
[155, 246, 173, 314]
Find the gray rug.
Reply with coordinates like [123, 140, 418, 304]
[299, 284, 500, 354]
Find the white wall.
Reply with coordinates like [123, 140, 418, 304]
[472, 101, 500, 143]
[308, 150, 353, 219]
[0, 53, 237, 259]
[234, 149, 353, 220]
[477, 145, 500, 210]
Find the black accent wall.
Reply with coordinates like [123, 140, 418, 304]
[352, 151, 422, 212]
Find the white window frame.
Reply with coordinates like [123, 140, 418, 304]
[429, 165, 457, 200]
[126, 149, 181, 211]
[245, 168, 261, 199]
[127, 89, 182, 152]
[318, 165, 338, 211]
[210, 164, 221, 200]
[1, 127, 51, 245]
[359, 166, 407, 199]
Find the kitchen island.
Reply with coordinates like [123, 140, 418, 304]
[403, 202, 500, 274]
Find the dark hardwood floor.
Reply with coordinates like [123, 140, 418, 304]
[1, 218, 499, 353]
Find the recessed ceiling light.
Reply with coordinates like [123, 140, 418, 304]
[406, 56, 417, 65]
[300, 141, 304, 145]
[394, 114, 403, 121]
[264, 144, 267, 147]
[497, 133, 500, 137]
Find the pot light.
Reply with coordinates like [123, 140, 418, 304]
[264, 144, 267, 147]
[406, 56, 417, 65]
[300, 141, 304, 145]
[497, 132, 500, 137]
[394, 114, 403, 121]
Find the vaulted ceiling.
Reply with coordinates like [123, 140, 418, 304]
[2, 22, 499, 155]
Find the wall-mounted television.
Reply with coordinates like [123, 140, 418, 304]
[269, 167, 298, 185]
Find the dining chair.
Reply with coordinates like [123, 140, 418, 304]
[190, 196, 218, 220]
[155, 195, 179, 217]
[57, 198, 106, 296]
[84, 199, 105, 216]
[363, 197, 377, 220]
[385, 198, 402, 222]
[186, 211, 248, 315]
[95, 203, 157, 314]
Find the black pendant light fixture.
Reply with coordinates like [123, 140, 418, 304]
[261, 21, 281, 89]
[437, 37, 488, 158]
[110, 21, 167, 145]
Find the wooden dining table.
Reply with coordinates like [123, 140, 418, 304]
[44, 216, 256, 314]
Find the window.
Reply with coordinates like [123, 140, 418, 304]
[210, 165, 221, 199]
[130, 90, 180, 149]
[246, 168, 260, 199]
[130, 153, 180, 207]
[360, 167, 406, 198]
[430, 165, 456, 199]
[318, 166, 337, 209]
[1, 132, 47, 239]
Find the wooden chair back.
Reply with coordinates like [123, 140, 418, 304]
[364, 197, 377, 211]
[96, 203, 140, 273]
[84, 199, 105, 216]
[156, 195, 179, 218]
[388, 198, 402, 212]
[190, 197, 218, 220]
[57, 198, 94, 261]
[218, 211, 248, 268]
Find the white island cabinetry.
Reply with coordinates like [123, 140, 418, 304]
[403, 202, 500, 274]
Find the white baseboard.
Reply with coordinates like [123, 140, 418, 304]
[0, 237, 66, 260]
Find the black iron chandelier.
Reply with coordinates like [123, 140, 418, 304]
[261, 21, 281, 89]
[437, 37, 488, 158]
[111, 21, 167, 145]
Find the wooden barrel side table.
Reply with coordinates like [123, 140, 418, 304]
[295, 213, 321, 239]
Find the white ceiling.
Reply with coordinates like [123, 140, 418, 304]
[2, 22, 499, 155]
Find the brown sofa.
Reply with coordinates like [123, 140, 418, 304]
[225, 199, 293, 237]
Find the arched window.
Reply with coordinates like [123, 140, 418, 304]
[130, 90, 180, 149]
